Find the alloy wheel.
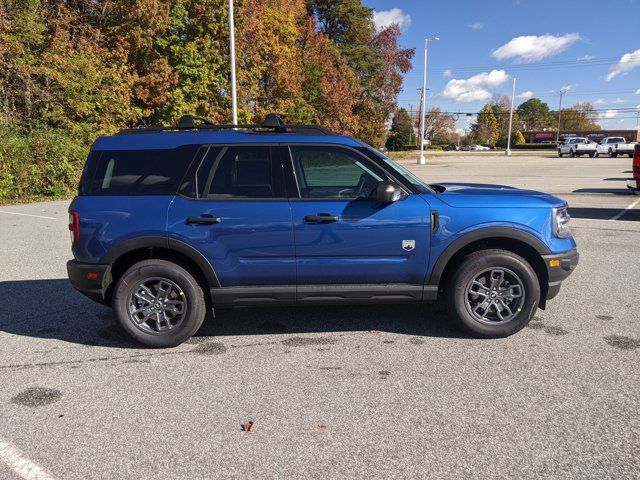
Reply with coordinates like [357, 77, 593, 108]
[127, 277, 187, 334]
[464, 268, 526, 325]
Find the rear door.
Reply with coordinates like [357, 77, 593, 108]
[284, 144, 431, 302]
[167, 144, 295, 303]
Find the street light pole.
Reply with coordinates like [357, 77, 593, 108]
[555, 88, 568, 144]
[418, 37, 439, 165]
[228, 0, 238, 125]
[505, 77, 516, 156]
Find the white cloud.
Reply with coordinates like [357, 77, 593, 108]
[561, 84, 572, 92]
[577, 55, 595, 61]
[516, 90, 534, 99]
[636, 89, 640, 95]
[602, 110, 618, 119]
[613, 98, 625, 104]
[373, 8, 411, 32]
[443, 69, 452, 78]
[594, 98, 606, 105]
[468, 22, 484, 29]
[492, 33, 581, 62]
[606, 49, 640, 81]
[442, 70, 510, 103]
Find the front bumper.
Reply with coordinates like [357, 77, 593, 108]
[541, 248, 579, 302]
[67, 260, 111, 305]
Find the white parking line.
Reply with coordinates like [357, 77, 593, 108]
[608, 197, 640, 221]
[0, 211, 57, 220]
[0, 437, 56, 480]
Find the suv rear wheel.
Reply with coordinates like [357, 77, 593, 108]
[446, 249, 540, 337]
[113, 259, 206, 347]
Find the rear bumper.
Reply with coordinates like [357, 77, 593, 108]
[541, 248, 579, 302]
[66, 260, 111, 305]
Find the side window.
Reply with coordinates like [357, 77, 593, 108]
[290, 146, 386, 199]
[183, 145, 283, 199]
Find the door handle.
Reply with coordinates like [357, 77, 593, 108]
[304, 214, 339, 223]
[186, 216, 222, 224]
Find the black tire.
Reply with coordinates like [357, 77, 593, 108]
[557, 150, 563, 157]
[628, 153, 634, 158]
[611, 152, 618, 158]
[608, 148, 614, 157]
[569, 149, 575, 158]
[446, 249, 540, 338]
[112, 259, 207, 347]
[589, 152, 595, 158]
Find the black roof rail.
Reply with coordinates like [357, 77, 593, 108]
[117, 113, 335, 136]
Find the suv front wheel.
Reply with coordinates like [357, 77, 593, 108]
[113, 259, 207, 347]
[446, 249, 540, 337]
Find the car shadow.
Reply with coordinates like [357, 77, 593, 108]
[0, 279, 465, 349]
[569, 207, 640, 221]
[572, 188, 633, 195]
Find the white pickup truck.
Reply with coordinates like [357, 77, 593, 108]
[595, 137, 634, 157]
[611, 142, 638, 158]
[558, 137, 597, 157]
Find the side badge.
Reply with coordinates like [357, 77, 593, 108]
[402, 240, 415, 252]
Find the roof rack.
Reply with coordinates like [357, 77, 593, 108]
[117, 113, 335, 136]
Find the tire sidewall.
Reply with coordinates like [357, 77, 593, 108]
[448, 252, 540, 338]
[113, 261, 206, 347]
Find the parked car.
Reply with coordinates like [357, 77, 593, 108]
[443, 144, 459, 151]
[612, 142, 638, 158]
[67, 114, 578, 347]
[557, 138, 597, 157]
[595, 137, 627, 157]
[628, 144, 640, 192]
[459, 145, 472, 151]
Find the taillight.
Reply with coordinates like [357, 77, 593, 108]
[68, 211, 80, 246]
[633, 144, 640, 175]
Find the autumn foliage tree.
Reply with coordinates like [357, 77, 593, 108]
[0, 0, 413, 201]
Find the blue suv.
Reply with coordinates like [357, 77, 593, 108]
[67, 115, 578, 347]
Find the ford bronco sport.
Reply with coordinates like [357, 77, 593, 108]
[67, 114, 579, 347]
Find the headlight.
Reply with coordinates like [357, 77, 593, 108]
[553, 206, 571, 238]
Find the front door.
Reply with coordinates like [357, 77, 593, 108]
[167, 144, 295, 304]
[284, 144, 431, 301]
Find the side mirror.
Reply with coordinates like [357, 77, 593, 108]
[375, 181, 403, 203]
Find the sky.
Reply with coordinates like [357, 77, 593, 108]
[364, 0, 640, 132]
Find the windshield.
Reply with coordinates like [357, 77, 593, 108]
[359, 147, 433, 194]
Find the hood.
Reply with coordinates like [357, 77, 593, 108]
[431, 182, 566, 209]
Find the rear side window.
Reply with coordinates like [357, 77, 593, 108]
[179, 145, 285, 199]
[81, 146, 197, 195]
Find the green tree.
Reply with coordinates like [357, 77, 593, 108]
[385, 108, 414, 150]
[516, 98, 553, 131]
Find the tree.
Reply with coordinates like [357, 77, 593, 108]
[555, 102, 601, 131]
[516, 98, 553, 131]
[422, 108, 456, 144]
[513, 130, 525, 145]
[471, 104, 499, 145]
[385, 108, 414, 150]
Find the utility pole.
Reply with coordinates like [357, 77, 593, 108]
[228, 0, 238, 125]
[505, 77, 516, 156]
[407, 104, 413, 148]
[418, 36, 439, 165]
[555, 87, 568, 144]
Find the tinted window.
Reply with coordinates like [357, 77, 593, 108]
[290, 146, 386, 199]
[185, 145, 281, 198]
[81, 146, 197, 195]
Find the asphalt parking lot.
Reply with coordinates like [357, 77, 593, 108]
[0, 153, 638, 479]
